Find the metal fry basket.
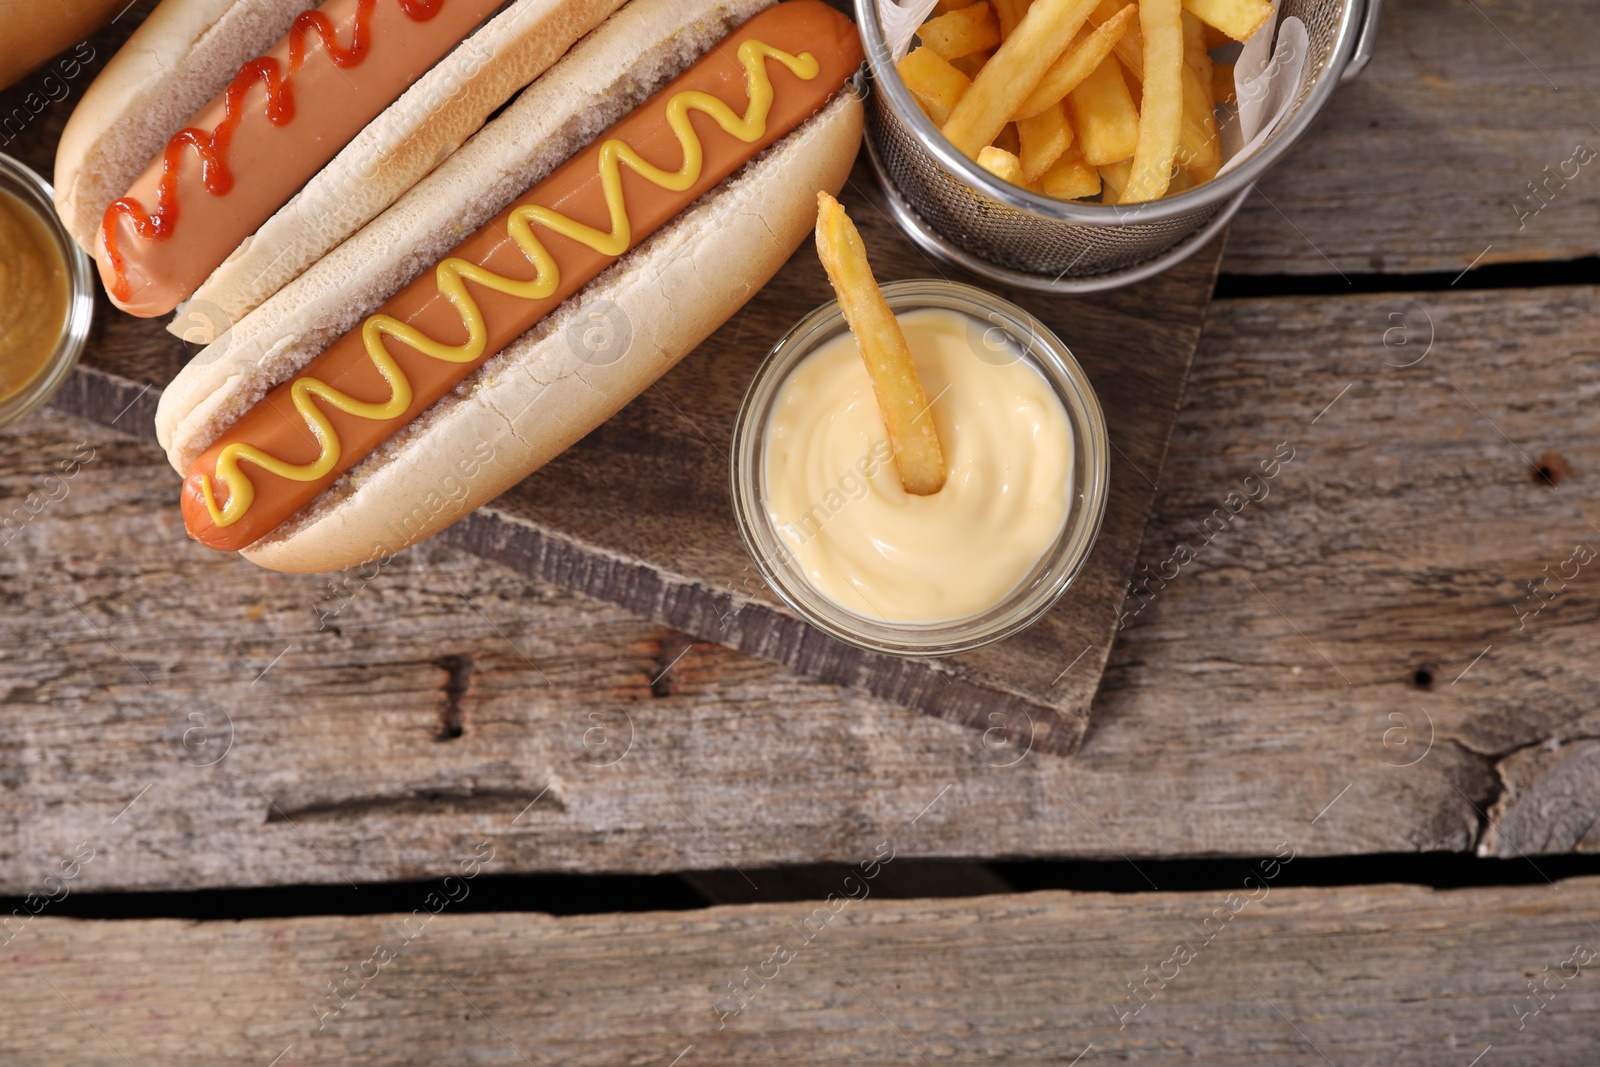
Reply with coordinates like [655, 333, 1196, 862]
[855, 0, 1382, 292]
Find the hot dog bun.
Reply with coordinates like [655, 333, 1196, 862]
[0, 0, 127, 92]
[54, 0, 627, 330]
[155, 0, 863, 573]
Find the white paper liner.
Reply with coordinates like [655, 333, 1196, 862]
[1217, 0, 1307, 176]
[882, 0, 941, 61]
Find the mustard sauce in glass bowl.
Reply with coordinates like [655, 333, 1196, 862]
[0, 154, 93, 429]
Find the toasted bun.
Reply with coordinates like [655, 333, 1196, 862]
[53, 0, 308, 251]
[243, 92, 861, 573]
[177, 0, 628, 334]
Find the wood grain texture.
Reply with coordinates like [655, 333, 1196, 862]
[5, 0, 1225, 754]
[1137, 283, 1600, 862]
[4, 280, 1598, 891]
[1224, 0, 1600, 275]
[1486, 740, 1600, 858]
[5, 878, 1600, 1064]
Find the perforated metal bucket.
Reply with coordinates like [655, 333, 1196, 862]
[856, 0, 1381, 292]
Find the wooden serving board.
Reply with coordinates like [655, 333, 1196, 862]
[4, 5, 1221, 756]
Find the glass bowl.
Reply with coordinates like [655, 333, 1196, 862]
[0, 153, 94, 430]
[729, 279, 1108, 657]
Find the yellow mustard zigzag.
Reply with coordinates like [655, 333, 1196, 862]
[202, 40, 821, 528]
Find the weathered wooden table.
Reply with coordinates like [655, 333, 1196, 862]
[4, 0, 1599, 1062]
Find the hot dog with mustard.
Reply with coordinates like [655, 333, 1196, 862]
[155, 0, 864, 572]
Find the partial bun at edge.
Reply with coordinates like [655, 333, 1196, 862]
[0, 0, 126, 93]
[240, 90, 863, 574]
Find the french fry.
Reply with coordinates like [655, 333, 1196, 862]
[814, 193, 947, 497]
[950, 48, 992, 77]
[1065, 54, 1139, 166]
[1181, 0, 1272, 42]
[1166, 167, 1198, 194]
[1181, 6, 1206, 62]
[1097, 158, 1133, 203]
[1178, 62, 1220, 177]
[918, 2, 1000, 59]
[1124, 0, 1183, 203]
[1017, 102, 1073, 181]
[1177, 8, 1220, 179]
[977, 145, 1025, 184]
[940, 0, 1101, 158]
[1211, 60, 1236, 104]
[897, 46, 972, 126]
[991, 0, 1031, 39]
[1040, 144, 1101, 199]
[1014, 3, 1136, 120]
[942, 0, 1245, 200]
[1087, 0, 1126, 23]
[1090, 0, 1146, 82]
[1112, 27, 1144, 82]
[1133, 14, 1216, 179]
[931, 0, 976, 15]
[1094, 0, 1216, 183]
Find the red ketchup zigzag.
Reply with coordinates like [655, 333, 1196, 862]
[100, 0, 446, 301]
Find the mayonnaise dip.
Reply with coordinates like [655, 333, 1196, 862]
[763, 307, 1073, 623]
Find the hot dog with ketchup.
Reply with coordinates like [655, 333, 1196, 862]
[54, 0, 628, 328]
[154, 0, 864, 572]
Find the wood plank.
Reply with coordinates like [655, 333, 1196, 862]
[1224, 0, 1600, 275]
[2, 1, 1223, 756]
[1127, 282, 1600, 862]
[4, 879, 1599, 1064]
[6, 279, 1599, 889]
